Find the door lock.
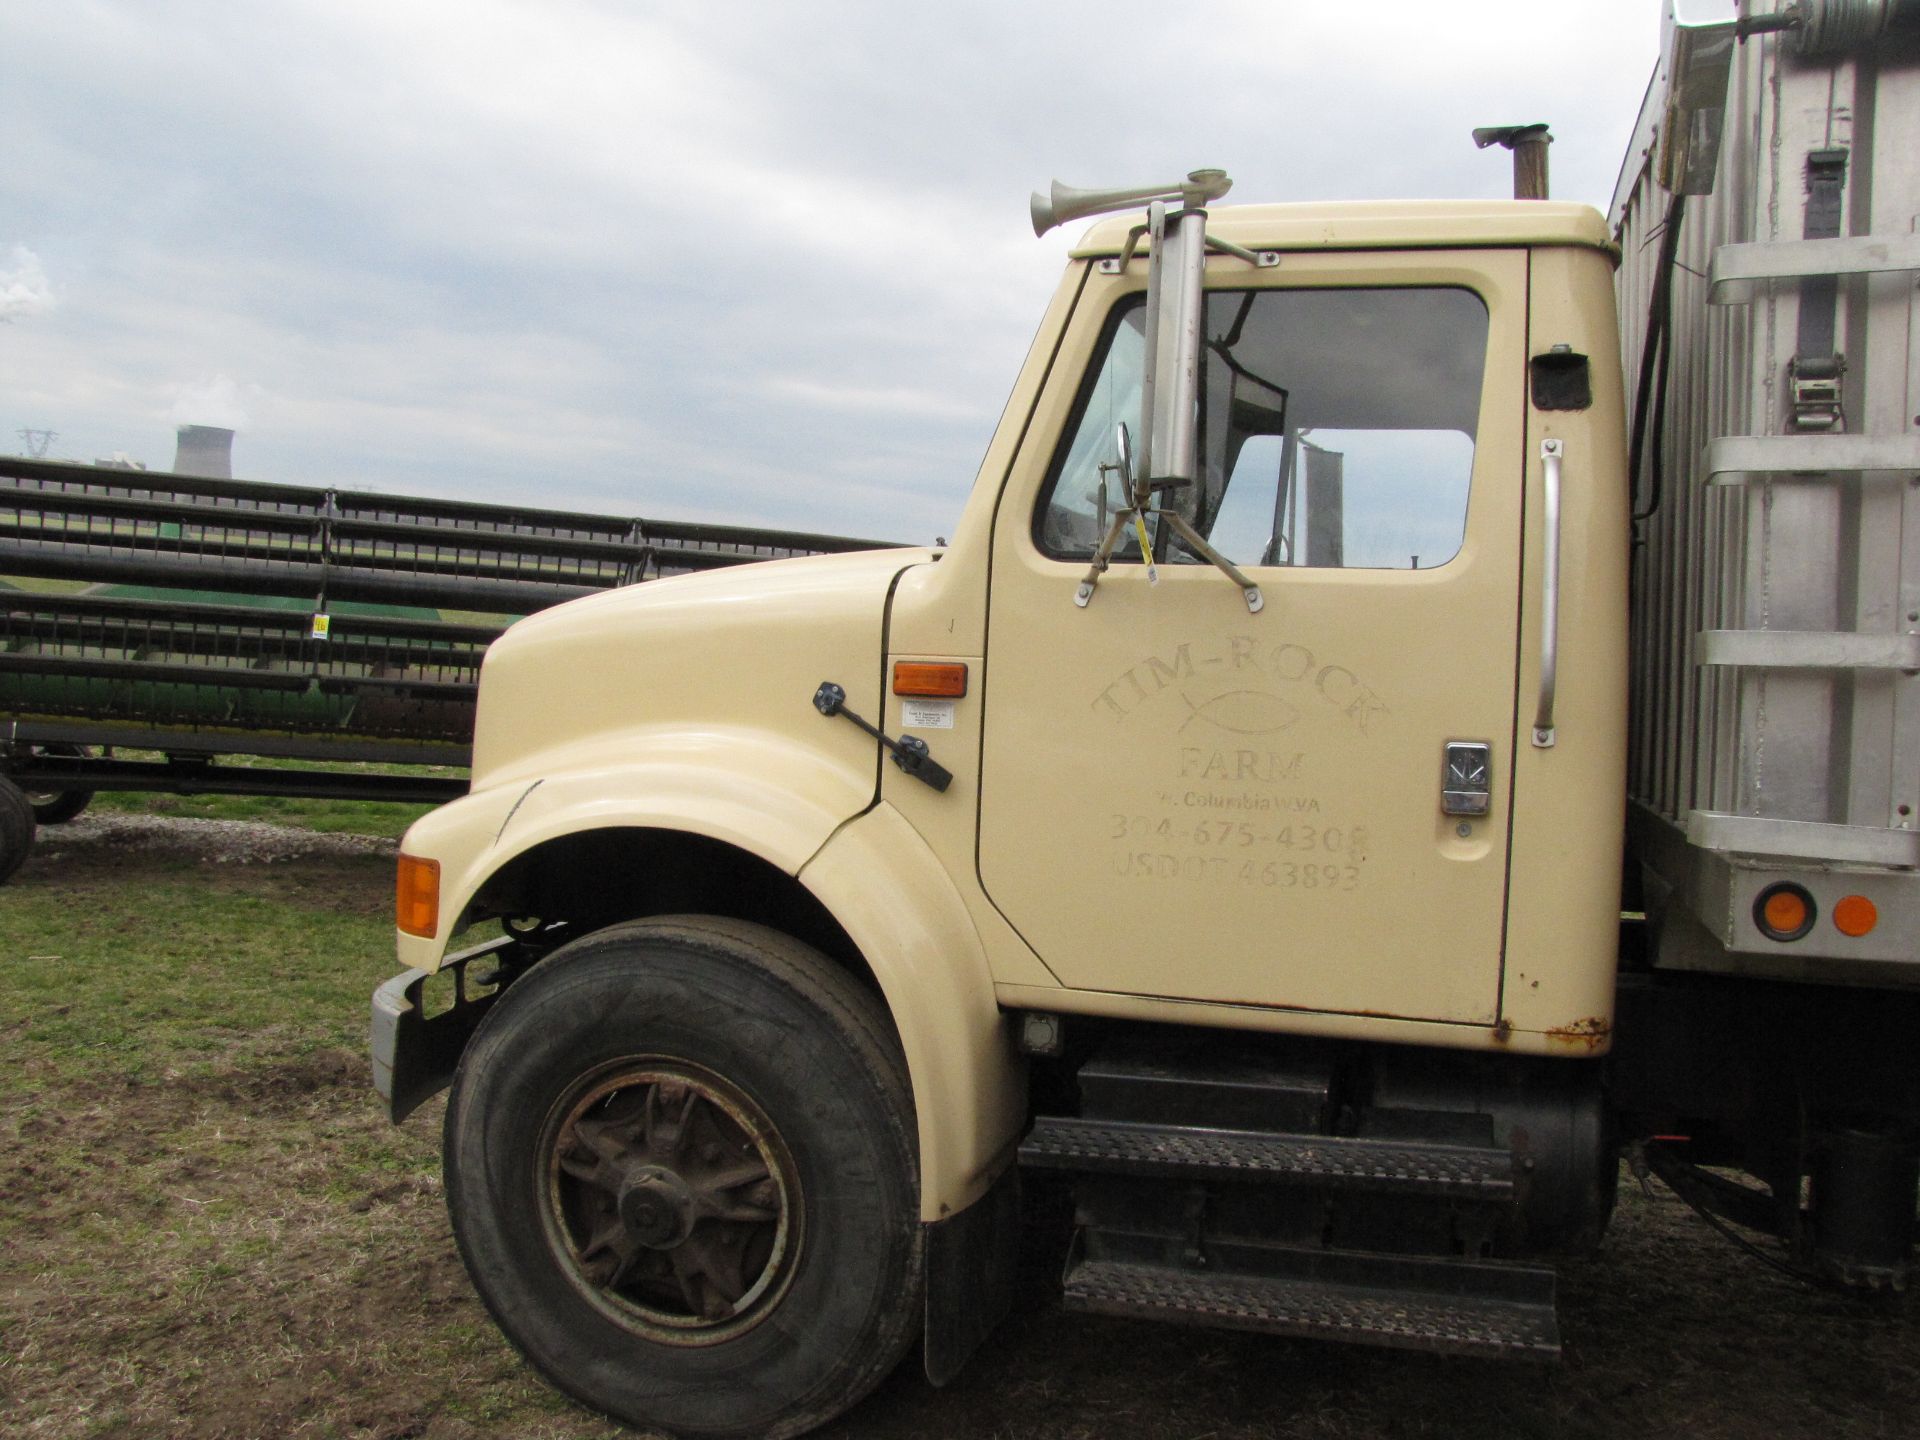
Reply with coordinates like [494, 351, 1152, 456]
[1442, 742, 1492, 816]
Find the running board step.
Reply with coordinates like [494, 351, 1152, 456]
[1020, 1116, 1515, 1200]
[1063, 1248, 1560, 1359]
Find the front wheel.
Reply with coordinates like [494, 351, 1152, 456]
[0, 778, 34, 884]
[443, 916, 923, 1440]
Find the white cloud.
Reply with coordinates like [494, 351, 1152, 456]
[765, 377, 989, 422]
[0, 1, 1663, 536]
[168, 374, 255, 431]
[0, 245, 54, 322]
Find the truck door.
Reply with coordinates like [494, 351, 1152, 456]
[979, 250, 1528, 1025]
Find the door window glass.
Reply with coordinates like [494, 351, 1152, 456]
[1036, 287, 1490, 571]
[1037, 306, 1147, 558]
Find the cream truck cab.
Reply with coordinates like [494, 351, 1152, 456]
[377, 183, 1628, 1437]
[371, 7, 1920, 1435]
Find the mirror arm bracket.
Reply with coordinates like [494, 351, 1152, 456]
[1074, 502, 1265, 613]
[1204, 235, 1281, 268]
[1099, 231, 1278, 275]
[1156, 511, 1265, 613]
[1074, 509, 1137, 608]
[1101, 224, 1151, 275]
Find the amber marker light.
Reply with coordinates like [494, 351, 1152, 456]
[893, 661, 968, 698]
[1753, 882, 1815, 942]
[397, 854, 441, 939]
[1833, 894, 1879, 938]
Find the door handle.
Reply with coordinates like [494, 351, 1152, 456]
[1531, 439, 1561, 749]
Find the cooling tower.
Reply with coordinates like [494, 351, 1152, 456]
[173, 424, 234, 478]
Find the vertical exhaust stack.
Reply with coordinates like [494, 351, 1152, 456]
[173, 424, 234, 478]
[1473, 124, 1553, 200]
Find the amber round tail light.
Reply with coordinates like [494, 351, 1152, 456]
[1753, 883, 1816, 942]
[1832, 894, 1879, 938]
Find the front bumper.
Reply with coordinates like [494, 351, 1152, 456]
[370, 934, 517, 1122]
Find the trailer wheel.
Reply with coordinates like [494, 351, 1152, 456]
[443, 916, 922, 1440]
[25, 745, 93, 826]
[0, 778, 36, 884]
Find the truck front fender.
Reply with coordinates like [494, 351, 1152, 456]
[396, 724, 874, 973]
[394, 739, 1024, 1220]
[799, 802, 1026, 1224]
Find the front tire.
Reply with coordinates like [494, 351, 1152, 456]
[0, 779, 34, 884]
[444, 916, 923, 1440]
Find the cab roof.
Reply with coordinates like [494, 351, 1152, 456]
[1069, 199, 1615, 258]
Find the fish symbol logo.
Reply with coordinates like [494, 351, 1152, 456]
[1177, 688, 1300, 736]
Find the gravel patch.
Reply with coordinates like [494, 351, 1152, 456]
[30, 811, 398, 865]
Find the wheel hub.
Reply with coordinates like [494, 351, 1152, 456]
[619, 1165, 697, 1249]
[543, 1061, 801, 1343]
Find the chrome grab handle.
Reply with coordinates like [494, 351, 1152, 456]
[1532, 439, 1562, 749]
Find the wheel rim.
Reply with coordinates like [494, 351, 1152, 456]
[541, 1059, 801, 1345]
[24, 746, 82, 810]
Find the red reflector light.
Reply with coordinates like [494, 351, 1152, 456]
[397, 854, 441, 939]
[893, 661, 968, 698]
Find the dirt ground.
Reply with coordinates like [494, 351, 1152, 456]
[2, 817, 1916, 1439]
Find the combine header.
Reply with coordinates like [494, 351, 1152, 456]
[0, 455, 886, 878]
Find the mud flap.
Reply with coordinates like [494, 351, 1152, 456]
[923, 1162, 1020, 1386]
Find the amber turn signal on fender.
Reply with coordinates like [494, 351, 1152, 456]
[1753, 882, 1816, 942]
[397, 854, 441, 938]
[893, 661, 968, 698]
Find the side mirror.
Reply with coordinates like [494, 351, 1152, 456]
[1659, 1, 1738, 194]
[1036, 172, 1262, 615]
[1113, 422, 1134, 491]
[1029, 171, 1233, 495]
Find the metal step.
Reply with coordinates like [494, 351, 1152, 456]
[1063, 1248, 1560, 1360]
[1019, 1116, 1515, 1200]
[1076, 1031, 1332, 1132]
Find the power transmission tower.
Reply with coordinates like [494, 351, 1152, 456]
[17, 428, 55, 458]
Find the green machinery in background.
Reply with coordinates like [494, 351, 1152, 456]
[0, 455, 887, 878]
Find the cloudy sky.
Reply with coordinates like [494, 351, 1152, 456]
[1, 2, 1659, 543]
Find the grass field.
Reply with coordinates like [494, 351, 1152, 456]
[2, 802, 1917, 1439]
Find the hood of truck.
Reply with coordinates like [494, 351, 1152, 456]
[468, 546, 934, 791]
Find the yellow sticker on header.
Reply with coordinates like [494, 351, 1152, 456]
[310, 613, 332, 641]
